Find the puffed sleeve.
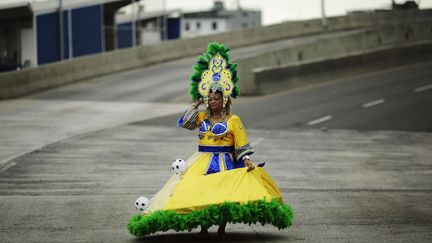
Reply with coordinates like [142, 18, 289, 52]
[177, 110, 205, 130]
[231, 116, 254, 161]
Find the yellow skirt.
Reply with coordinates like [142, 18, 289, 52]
[145, 152, 283, 214]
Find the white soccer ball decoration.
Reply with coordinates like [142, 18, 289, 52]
[135, 196, 150, 211]
[172, 158, 186, 174]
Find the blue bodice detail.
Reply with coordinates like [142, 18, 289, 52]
[178, 111, 253, 175]
[199, 119, 228, 136]
[198, 120, 243, 174]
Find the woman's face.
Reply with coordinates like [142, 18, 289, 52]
[208, 92, 223, 112]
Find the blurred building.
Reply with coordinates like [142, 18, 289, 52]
[115, 9, 181, 49]
[0, 0, 261, 71]
[115, 0, 262, 47]
[181, 0, 261, 38]
[0, 0, 132, 71]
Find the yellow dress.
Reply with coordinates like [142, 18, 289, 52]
[146, 110, 282, 213]
[128, 109, 293, 236]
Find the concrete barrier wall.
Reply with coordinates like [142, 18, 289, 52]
[326, 9, 432, 30]
[1, 10, 432, 99]
[254, 42, 432, 94]
[237, 20, 432, 94]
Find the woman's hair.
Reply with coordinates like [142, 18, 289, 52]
[206, 91, 232, 118]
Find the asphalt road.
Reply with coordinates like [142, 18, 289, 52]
[137, 61, 432, 132]
[1, 35, 431, 242]
[236, 61, 432, 132]
[1, 126, 431, 242]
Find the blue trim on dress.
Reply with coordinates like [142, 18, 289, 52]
[199, 120, 228, 136]
[211, 122, 228, 136]
[199, 119, 211, 133]
[205, 153, 221, 175]
[231, 154, 246, 169]
[177, 110, 188, 127]
[224, 153, 234, 170]
[198, 145, 234, 153]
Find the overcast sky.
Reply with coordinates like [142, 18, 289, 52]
[145, 0, 432, 25]
[3, 0, 432, 25]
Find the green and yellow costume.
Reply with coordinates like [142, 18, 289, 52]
[128, 43, 293, 237]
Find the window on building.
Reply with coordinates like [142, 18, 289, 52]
[185, 22, 190, 31]
[196, 22, 201, 29]
[212, 22, 217, 30]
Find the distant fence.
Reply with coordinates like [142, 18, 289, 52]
[1, 10, 432, 100]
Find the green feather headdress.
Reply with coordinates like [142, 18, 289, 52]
[189, 42, 240, 104]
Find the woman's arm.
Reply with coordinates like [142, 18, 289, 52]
[232, 116, 255, 171]
[183, 99, 201, 118]
[177, 99, 202, 130]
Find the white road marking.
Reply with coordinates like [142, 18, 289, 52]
[414, 84, 432, 93]
[362, 99, 385, 108]
[307, 115, 332, 126]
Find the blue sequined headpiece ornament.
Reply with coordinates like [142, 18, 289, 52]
[189, 42, 240, 107]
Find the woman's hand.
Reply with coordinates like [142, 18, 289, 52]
[192, 99, 202, 108]
[244, 159, 255, 171]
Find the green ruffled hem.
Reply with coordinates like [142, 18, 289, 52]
[128, 199, 294, 237]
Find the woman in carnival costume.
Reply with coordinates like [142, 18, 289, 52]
[128, 42, 294, 237]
